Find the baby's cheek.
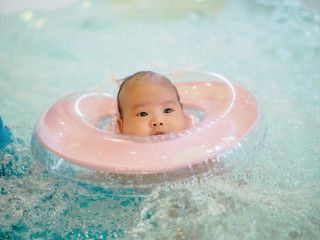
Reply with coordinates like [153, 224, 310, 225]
[178, 115, 188, 131]
[123, 118, 150, 135]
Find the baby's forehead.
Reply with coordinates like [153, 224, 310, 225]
[121, 75, 174, 94]
[125, 74, 171, 87]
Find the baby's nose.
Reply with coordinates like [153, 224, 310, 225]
[151, 120, 164, 127]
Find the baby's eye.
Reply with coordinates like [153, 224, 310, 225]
[137, 112, 148, 117]
[164, 108, 173, 113]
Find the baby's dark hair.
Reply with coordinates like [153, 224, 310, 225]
[117, 71, 181, 119]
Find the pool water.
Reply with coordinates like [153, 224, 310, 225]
[1, 0, 320, 239]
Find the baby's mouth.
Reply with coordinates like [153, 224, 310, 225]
[153, 131, 165, 135]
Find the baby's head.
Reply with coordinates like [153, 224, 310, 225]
[117, 71, 188, 136]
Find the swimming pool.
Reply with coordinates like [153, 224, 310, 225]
[1, 0, 319, 239]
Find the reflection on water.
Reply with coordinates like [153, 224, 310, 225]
[0, 0, 319, 239]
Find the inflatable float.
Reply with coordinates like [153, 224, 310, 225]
[31, 71, 266, 188]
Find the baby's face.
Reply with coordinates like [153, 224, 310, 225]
[117, 82, 188, 136]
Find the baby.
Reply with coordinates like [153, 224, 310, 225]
[117, 71, 188, 136]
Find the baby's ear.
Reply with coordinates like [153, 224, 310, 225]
[117, 118, 123, 133]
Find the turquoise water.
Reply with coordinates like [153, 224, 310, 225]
[1, 0, 320, 239]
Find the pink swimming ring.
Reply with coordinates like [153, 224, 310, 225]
[31, 71, 266, 185]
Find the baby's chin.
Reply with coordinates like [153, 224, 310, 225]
[121, 127, 187, 136]
[121, 131, 166, 136]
